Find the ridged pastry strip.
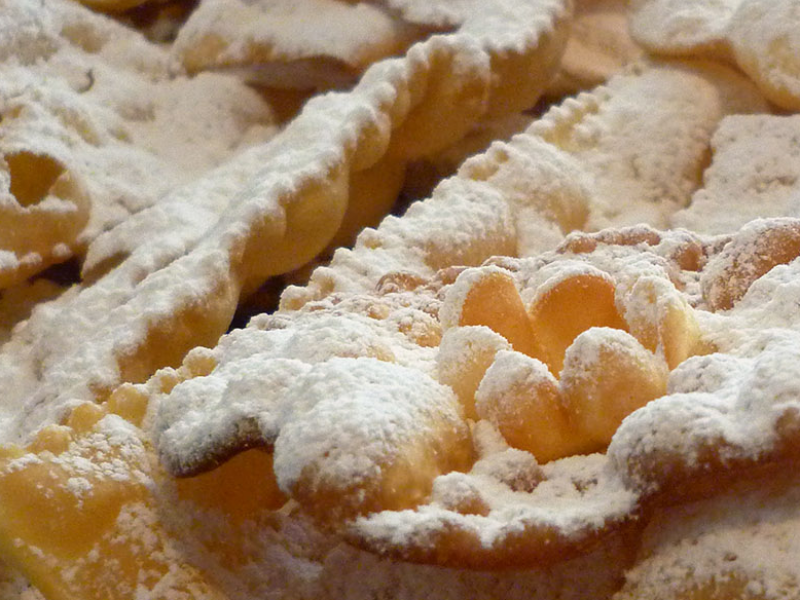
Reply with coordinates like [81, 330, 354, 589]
[283, 59, 766, 309]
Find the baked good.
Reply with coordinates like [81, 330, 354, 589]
[4, 1, 800, 599]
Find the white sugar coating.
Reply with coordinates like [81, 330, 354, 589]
[615, 474, 800, 599]
[0, 0, 57, 64]
[277, 0, 571, 308]
[437, 325, 511, 384]
[0, 280, 62, 345]
[728, 0, 800, 110]
[0, 251, 16, 268]
[698, 217, 800, 313]
[154, 306, 440, 474]
[164, 494, 633, 600]
[514, 228, 696, 311]
[610, 390, 738, 485]
[110, 73, 277, 178]
[0, 0, 168, 71]
[545, 61, 768, 231]
[532, 61, 765, 227]
[0, 413, 149, 489]
[1, 0, 275, 251]
[451, 0, 569, 49]
[154, 357, 309, 473]
[427, 113, 535, 176]
[81, 123, 300, 275]
[609, 333, 800, 492]
[317, 532, 635, 600]
[673, 115, 800, 235]
[471, 444, 541, 483]
[734, 260, 800, 330]
[387, 177, 518, 271]
[278, 316, 396, 364]
[0, 235, 237, 443]
[474, 349, 555, 422]
[471, 418, 514, 457]
[631, 0, 800, 110]
[438, 265, 515, 330]
[0, 561, 43, 600]
[560, 327, 650, 379]
[668, 352, 749, 400]
[2, 453, 44, 475]
[429, 470, 490, 507]
[226, 312, 408, 369]
[7, 2, 800, 597]
[275, 309, 437, 373]
[382, 0, 474, 27]
[627, 0, 738, 56]
[601, 233, 704, 297]
[273, 357, 465, 491]
[64, 476, 93, 500]
[173, 0, 418, 75]
[459, 133, 592, 257]
[615, 275, 683, 346]
[283, 176, 517, 306]
[386, 0, 558, 32]
[355, 453, 637, 549]
[0, 46, 380, 443]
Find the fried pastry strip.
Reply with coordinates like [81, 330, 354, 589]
[285, 59, 766, 309]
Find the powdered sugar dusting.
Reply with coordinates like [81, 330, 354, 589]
[181, 0, 408, 65]
[0, 561, 43, 600]
[354, 452, 637, 561]
[283, 177, 518, 306]
[474, 350, 555, 422]
[320, 223, 800, 572]
[0, 0, 573, 451]
[1, 0, 275, 266]
[630, 0, 800, 109]
[628, 0, 738, 57]
[674, 115, 800, 234]
[616, 472, 800, 599]
[728, 0, 800, 110]
[273, 357, 464, 492]
[611, 328, 800, 493]
[437, 325, 511, 389]
[7, 0, 800, 596]
[154, 288, 450, 476]
[458, 133, 592, 257]
[537, 61, 767, 230]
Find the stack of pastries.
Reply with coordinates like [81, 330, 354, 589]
[2, 0, 800, 598]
